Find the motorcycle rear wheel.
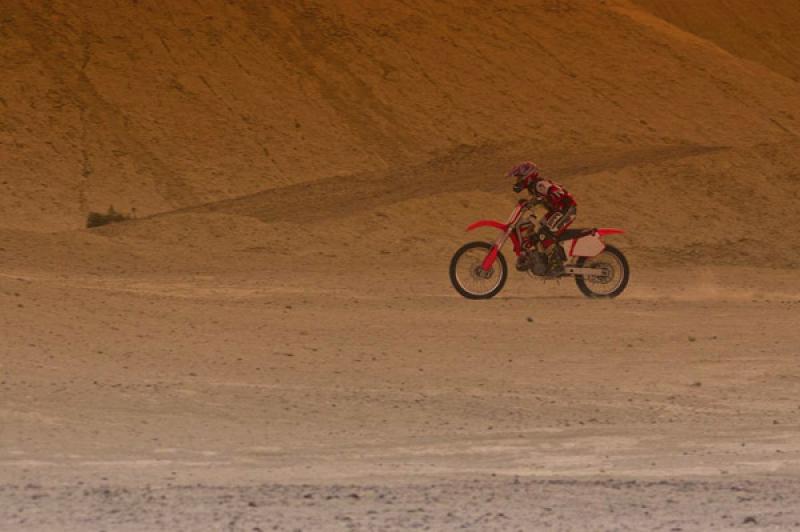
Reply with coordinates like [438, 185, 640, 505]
[574, 244, 629, 298]
[449, 241, 508, 300]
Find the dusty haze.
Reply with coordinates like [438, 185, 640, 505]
[1, 1, 799, 530]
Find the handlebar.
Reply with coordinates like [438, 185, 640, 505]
[517, 197, 543, 211]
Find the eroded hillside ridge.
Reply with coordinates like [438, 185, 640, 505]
[0, 0, 798, 232]
[633, 0, 800, 81]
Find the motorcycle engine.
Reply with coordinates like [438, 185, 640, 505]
[531, 252, 549, 276]
[517, 251, 549, 275]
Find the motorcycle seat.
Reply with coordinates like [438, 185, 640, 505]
[557, 228, 594, 241]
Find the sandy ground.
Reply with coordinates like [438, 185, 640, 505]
[2, 1, 800, 529]
[2, 260, 799, 530]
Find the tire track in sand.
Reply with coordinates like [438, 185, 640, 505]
[138, 143, 726, 225]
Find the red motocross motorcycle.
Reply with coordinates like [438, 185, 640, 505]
[449, 194, 630, 299]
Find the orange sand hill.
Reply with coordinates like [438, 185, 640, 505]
[633, 0, 800, 82]
[0, 0, 798, 266]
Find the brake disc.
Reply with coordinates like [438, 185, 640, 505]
[473, 265, 494, 279]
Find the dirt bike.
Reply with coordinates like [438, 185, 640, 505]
[449, 195, 630, 299]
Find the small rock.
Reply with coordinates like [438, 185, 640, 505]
[743, 516, 757, 525]
[526, 317, 534, 323]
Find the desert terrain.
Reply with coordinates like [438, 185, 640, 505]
[1, 1, 800, 530]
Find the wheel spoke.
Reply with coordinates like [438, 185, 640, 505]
[583, 251, 624, 296]
[453, 246, 504, 297]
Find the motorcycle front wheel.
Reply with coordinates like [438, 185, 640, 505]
[574, 244, 630, 298]
[449, 241, 508, 300]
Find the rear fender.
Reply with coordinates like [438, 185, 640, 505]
[596, 228, 624, 237]
[466, 220, 521, 257]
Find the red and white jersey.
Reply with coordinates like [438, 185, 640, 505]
[533, 178, 576, 211]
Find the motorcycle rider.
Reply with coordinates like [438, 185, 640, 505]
[507, 161, 577, 274]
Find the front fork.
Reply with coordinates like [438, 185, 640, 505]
[480, 227, 512, 272]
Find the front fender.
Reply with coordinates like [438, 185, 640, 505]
[466, 220, 509, 233]
[466, 219, 521, 256]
